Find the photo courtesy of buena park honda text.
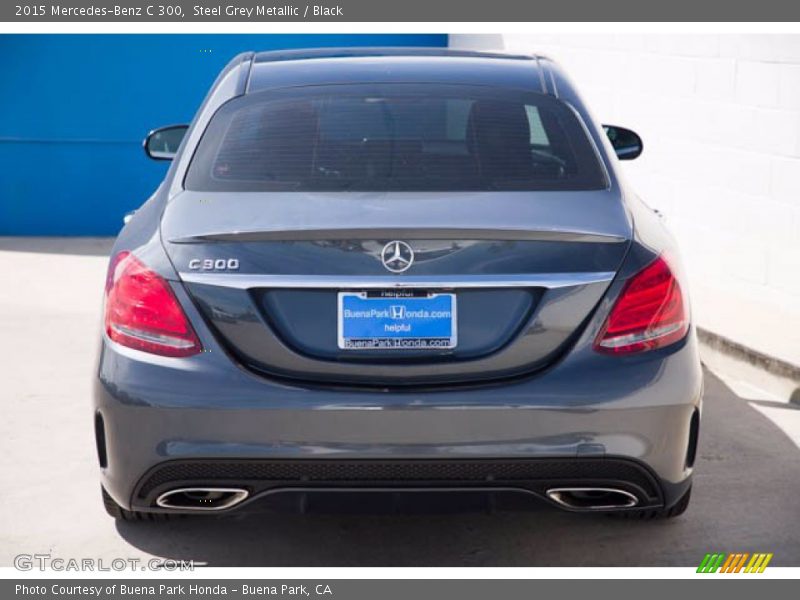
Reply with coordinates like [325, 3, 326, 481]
[1, 0, 799, 596]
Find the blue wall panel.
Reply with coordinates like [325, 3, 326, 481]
[0, 34, 447, 235]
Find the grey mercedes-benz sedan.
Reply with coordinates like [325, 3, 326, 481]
[95, 48, 702, 521]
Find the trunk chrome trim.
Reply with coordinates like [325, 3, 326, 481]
[168, 228, 627, 244]
[178, 272, 616, 290]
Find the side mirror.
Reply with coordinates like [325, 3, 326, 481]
[143, 124, 189, 161]
[603, 125, 643, 160]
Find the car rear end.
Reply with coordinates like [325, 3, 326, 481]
[94, 51, 702, 519]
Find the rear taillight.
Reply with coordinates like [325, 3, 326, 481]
[104, 251, 202, 357]
[594, 255, 689, 355]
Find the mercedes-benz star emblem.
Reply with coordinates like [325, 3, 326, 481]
[381, 241, 414, 273]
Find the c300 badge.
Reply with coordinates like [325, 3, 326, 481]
[188, 258, 240, 271]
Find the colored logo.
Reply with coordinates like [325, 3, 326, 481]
[697, 553, 773, 573]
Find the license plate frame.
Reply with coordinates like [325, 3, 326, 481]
[337, 290, 457, 351]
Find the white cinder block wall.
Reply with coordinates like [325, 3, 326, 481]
[451, 34, 800, 366]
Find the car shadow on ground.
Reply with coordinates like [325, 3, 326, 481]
[115, 370, 800, 567]
[116, 498, 645, 567]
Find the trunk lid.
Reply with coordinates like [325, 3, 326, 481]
[162, 190, 631, 386]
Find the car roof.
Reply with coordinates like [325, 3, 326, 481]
[246, 47, 552, 94]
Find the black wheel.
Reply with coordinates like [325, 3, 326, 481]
[611, 486, 691, 520]
[101, 486, 175, 522]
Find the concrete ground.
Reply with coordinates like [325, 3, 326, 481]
[1, 237, 799, 567]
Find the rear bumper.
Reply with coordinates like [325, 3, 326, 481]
[93, 327, 703, 514]
[133, 457, 668, 513]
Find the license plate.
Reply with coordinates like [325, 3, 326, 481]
[337, 291, 457, 350]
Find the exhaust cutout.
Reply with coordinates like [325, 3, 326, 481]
[156, 487, 249, 511]
[546, 487, 639, 510]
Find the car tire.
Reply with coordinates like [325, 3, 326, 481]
[611, 485, 691, 520]
[101, 486, 176, 522]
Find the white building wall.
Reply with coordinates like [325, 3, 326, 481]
[451, 34, 800, 366]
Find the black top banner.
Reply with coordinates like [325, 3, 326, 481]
[6, 0, 800, 21]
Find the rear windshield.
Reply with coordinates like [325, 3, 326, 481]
[185, 84, 607, 192]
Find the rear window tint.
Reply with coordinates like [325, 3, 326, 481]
[185, 84, 606, 192]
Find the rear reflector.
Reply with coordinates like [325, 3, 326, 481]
[104, 251, 202, 357]
[594, 255, 688, 355]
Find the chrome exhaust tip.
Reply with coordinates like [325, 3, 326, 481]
[546, 487, 639, 510]
[155, 487, 249, 511]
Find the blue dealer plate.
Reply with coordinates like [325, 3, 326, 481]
[337, 291, 457, 350]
